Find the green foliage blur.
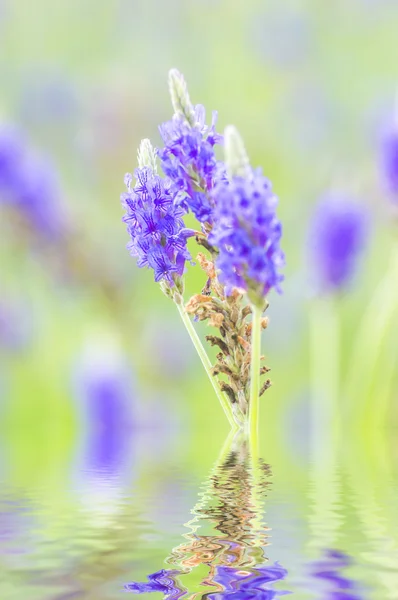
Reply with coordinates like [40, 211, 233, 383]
[1, 0, 398, 464]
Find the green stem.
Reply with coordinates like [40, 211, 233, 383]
[249, 304, 262, 444]
[176, 302, 238, 430]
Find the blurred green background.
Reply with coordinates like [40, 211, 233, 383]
[2, 0, 398, 437]
[1, 2, 398, 597]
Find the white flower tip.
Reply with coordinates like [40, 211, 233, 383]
[168, 68, 182, 82]
[167, 68, 195, 126]
[224, 125, 251, 179]
[137, 138, 157, 172]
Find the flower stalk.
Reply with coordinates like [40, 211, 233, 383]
[176, 300, 238, 430]
[249, 304, 263, 443]
[120, 70, 284, 438]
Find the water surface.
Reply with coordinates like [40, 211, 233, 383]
[0, 425, 397, 599]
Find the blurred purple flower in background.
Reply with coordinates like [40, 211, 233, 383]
[308, 194, 368, 294]
[0, 126, 25, 194]
[0, 123, 66, 240]
[158, 104, 223, 223]
[379, 121, 398, 199]
[209, 169, 285, 299]
[74, 335, 135, 474]
[122, 166, 194, 285]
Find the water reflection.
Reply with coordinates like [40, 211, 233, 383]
[344, 437, 398, 598]
[310, 549, 363, 599]
[307, 404, 363, 598]
[0, 419, 397, 597]
[125, 432, 290, 598]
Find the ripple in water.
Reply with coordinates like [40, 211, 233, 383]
[125, 432, 290, 598]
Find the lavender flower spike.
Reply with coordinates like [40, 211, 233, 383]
[209, 126, 285, 440]
[158, 69, 223, 223]
[209, 126, 285, 307]
[121, 139, 194, 293]
[308, 193, 368, 294]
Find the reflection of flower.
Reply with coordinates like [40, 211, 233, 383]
[125, 433, 290, 598]
[125, 568, 185, 599]
[310, 549, 362, 599]
[125, 563, 289, 599]
[210, 563, 289, 598]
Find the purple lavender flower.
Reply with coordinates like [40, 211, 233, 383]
[308, 194, 368, 293]
[209, 168, 285, 302]
[74, 338, 135, 474]
[157, 70, 223, 224]
[121, 165, 194, 286]
[0, 123, 66, 240]
[379, 122, 398, 199]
